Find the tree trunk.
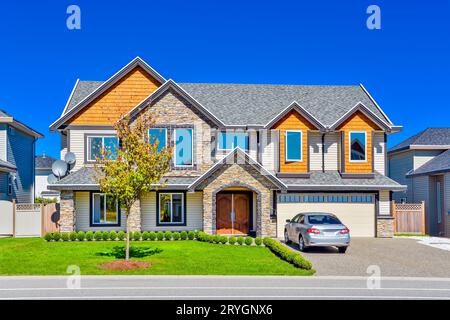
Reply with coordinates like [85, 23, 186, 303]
[125, 209, 130, 261]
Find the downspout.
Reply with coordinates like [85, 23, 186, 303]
[321, 133, 325, 172]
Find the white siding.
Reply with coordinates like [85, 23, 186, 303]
[309, 132, 322, 171]
[260, 130, 278, 173]
[68, 129, 117, 171]
[60, 132, 67, 161]
[324, 133, 339, 171]
[35, 173, 48, 197]
[141, 191, 203, 231]
[444, 174, 450, 237]
[413, 150, 442, 170]
[389, 151, 413, 202]
[75, 191, 126, 232]
[248, 130, 258, 160]
[379, 190, 390, 215]
[373, 132, 386, 175]
[0, 125, 7, 161]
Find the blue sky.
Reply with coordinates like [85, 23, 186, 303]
[1, 0, 449, 158]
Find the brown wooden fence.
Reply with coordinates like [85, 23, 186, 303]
[392, 201, 426, 234]
[42, 203, 60, 234]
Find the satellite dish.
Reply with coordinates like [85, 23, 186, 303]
[47, 174, 58, 184]
[64, 152, 76, 165]
[52, 160, 68, 178]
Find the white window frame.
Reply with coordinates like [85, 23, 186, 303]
[148, 128, 167, 151]
[285, 130, 303, 162]
[87, 136, 119, 162]
[173, 128, 194, 168]
[349, 131, 367, 163]
[158, 192, 185, 224]
[91, 193, 119, 225]
[217, 131, 249, 151]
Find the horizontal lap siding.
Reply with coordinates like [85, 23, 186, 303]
[444, 174, 450, 237]
[309, 133, 322, 171]
[379, 190, 390, 215]
[141, 191, 203, 231]
[389, 151, 413, 202]
[260, 130, 278, 173]
[324, 133, 339, 171]
[373, 132, 386, 175]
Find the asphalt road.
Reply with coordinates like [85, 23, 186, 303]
[1, 276, 450, 300]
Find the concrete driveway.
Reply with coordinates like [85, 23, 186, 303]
[288, 237, 450, 277]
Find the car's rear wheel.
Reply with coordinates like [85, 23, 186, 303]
[284, 230, 291, 244]
[338, 247, 347, 254]
[298, 235, 307, 252]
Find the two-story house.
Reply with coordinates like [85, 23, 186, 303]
[388, 128, 450, 237]
[0, 110, 43, 203]
[48, 57, 405, 238]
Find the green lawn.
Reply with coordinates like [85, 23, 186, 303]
[0, 238, 314, 276]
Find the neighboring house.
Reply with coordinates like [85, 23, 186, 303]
[388, 128, 450, 237]
[0, 110, 43, 203]
[48, 57, 404, 238]
[35, 155, 60, 200]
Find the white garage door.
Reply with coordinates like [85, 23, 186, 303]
[277, 194, 376, 237]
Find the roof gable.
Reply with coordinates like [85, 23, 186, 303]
[265, 102, 325, 130]
[407, 149, 450, 177]
[389, 128, 450, 153]
[331, 102, 391, 131]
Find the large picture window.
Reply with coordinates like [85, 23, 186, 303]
[158, 193, 184, 224]
[217, 132, 249, 151]
[148, 128, 167, 152]
[174, 128, 193, 167]
[87, 136, 119, 161]
[91, 193, 119, 226]
[349, 131, 367, 162]
[285, 130, 302, 162]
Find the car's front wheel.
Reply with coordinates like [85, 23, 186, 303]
[284, 230, 291, 244]
[338, 247, 347, 254]
[298, 235, 307, 252]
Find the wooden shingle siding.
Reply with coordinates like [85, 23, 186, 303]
[141, 191, 203, 231]
[68, 67, 161, 125]
[309, 132, 322, 171]
[273, 110, 316, 173]
[337, 111, 380, 173]
[373, 132, 386, 174]
[324, 133, 339, 171]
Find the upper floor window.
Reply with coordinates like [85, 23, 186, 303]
[217, 132, 249, 151]
[91, 193, 119, 226]
[285, 130, 302, 162]
[174, 128, 193, 167]
[349, 131, 367, 162]
[87, 136, 119, 161]
[148, 128, 167, 152]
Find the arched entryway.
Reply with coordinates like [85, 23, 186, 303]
[216, 190, 253, 235]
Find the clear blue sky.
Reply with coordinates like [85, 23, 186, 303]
[1, 0, 449, 158]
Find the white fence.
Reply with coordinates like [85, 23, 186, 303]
[0, 200, 13, 235]
[0, 201, 44, 237]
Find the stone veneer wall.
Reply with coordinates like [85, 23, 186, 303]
[59, 190, 75, 232]
[199, 162, 277, 237]
[377, 216, 394, 238]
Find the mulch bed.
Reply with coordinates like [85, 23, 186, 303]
[97, 260, 150, 270]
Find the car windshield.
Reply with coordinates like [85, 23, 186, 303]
[307, 215, 341, 225]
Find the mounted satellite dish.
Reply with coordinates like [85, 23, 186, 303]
[47, 174, 58, 184]
[64, 152, 76, 165]
[52, 160, 68, 178]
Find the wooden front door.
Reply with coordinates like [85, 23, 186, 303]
[216, 193, 250, 235]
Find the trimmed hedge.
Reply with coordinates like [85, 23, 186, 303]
[228, 236, 236, 245]
[156, 231, 164, 240]
[109, 231, 117, 241]
[117, 231, 125, 241]
[85, 231, 94, 241]
[173, 231, 180, 240]
[77, 231, 85, 241]
[237, 236, 244, 245]
[245, 236, 253, 246]
[164, 231, 172, 240]
[255, 237, 262, 246]
[180, 231, 188, 240]
[188, 231, 195, 240]
[263, 237, 312, 270]
[149, 231, 157, 241]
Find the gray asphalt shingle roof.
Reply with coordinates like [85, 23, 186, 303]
[63, 81, 389, 127]
[389, 128, 450, 153]
[35, 155, 57, 170]
[407, 149, 450, 177]
[0, 159, 16, 171]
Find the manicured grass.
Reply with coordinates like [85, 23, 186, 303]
[395, 233, 429, 237]
[0, 238, 314, 276]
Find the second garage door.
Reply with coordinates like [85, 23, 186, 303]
[277, 194, 376, 237]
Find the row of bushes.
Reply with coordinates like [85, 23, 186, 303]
[196, 231, 262, 246]
[44, 230, 198, 242]
[262, 237, 312, 270]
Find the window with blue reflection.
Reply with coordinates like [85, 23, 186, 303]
[175, 128, 193, 166]
[88, 136, 118, 161]
[285, 130, 302, 161]
[218, 132, 249, 151]
[350, 132, 367, 161]
[149, 128, 167, 152]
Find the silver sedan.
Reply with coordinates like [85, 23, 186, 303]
[284, 212, 350, 253]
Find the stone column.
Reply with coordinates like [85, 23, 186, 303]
[203, 192, 213, 234]
[127, 197, 142, 232]
[377, 216, 394, 238]
[60, 190, 75, 232]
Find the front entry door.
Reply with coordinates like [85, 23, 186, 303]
[216, 193, 250, 235]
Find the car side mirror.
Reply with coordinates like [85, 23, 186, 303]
[285, 219, 290, 223]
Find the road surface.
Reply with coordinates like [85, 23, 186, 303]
[1, 276, 450, 300]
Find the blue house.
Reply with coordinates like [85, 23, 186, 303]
[0, 110, 43, 203]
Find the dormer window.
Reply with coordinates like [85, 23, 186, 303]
[349, 131, 367, 162]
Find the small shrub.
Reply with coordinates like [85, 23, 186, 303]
[245, 236, 253, 246]
[142, 231, 149, 240]
[157, 231, 164, 240]
[85, 231, 94, 241]
[173, 231, 180, 240]
[97, 246, 163, 259]
[149, 231, 157, 241]
[219, 236, 228, 244]
[117, 231, 125, 241]
[61, 232, 70, 241]
[133, 231, 142, 241]
[109, 231, 117, 241]
[53, 232, 61, 241]
[213, 234, 221, 243]
[188, 231, 195, 240]
[77, 231, 85, 241]
[94, 231, 103, 241]
[255, 237, 262, 246]
[164, 231, 172, 240]
[102, 231, 110, 241]
[194, 230, 200, 238]
[69, 231, 77, 241]
[44, 232, 53, 241]
[228, 236, 236, 245]
[237, 236, 244, 245]
[180, 231, 188, 240]
[263, 237, 312, 270]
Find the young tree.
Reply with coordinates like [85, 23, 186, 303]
[94, 114, 172, 260]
